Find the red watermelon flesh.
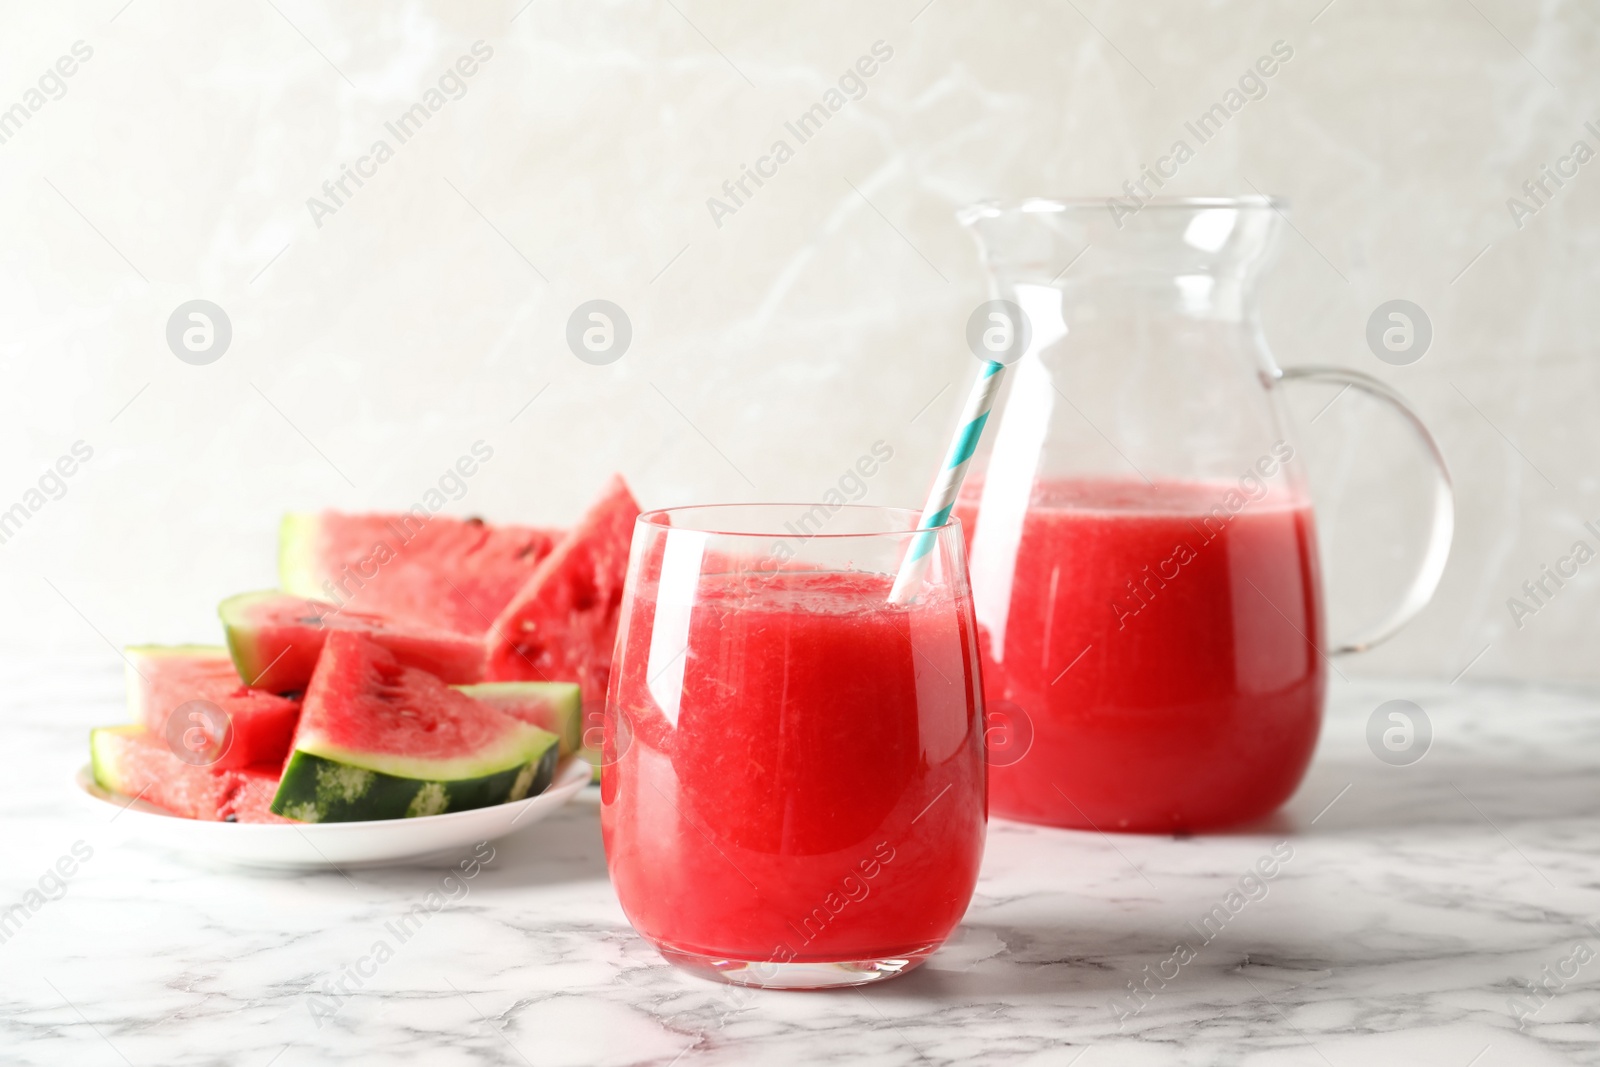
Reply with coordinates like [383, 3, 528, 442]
[293, 631, 536, 771]
[279, 511, 563, 635]
[89, 725, 287, 823]
[220, 591, 485, 692]
[484, 475, 640, 694]
[221, 766, 292, 824]
[125, 645, 300, 771]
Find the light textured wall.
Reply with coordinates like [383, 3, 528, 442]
[0, 0, 1595, 682]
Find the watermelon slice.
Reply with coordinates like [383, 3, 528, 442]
[125, 645, 301, 770]
[220, 591, 484, 692]
[279, 511, 562, 635]
[483, 475, 640, 693]
[222, 766, 292, 824]
[271, 632, 559, 823]
[90, 725, 289, 823]
[455, 681, 582, 756]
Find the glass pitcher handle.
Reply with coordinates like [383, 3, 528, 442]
[1275, 365, 1455, 655]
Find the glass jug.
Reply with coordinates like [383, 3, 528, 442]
[953, 196, 1452, 833]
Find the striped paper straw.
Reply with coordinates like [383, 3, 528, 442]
[889, 359, 1007, 604]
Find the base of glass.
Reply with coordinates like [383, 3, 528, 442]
[656, 942, 940, 989]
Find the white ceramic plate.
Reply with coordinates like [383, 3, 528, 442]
[75, 757, 593, 870]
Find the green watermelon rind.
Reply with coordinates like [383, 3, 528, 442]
[454, 681, 583, 756]
[217, 590, 290, 687]
[89, 724, 143, 795]
[277, 513, 323, 600]
[289, 710, 558, 782]
[126, 643, 231, 659]
[269, 737, 559, 823]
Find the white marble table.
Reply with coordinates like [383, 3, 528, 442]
[5, 650, 1600, 1066]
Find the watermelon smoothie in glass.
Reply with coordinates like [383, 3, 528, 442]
[601, 504, 985, 989]
[954, 196, 1453, 831]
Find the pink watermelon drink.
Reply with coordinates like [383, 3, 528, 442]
[602, 507, 985, 986]
[956, 477, 1325, 832]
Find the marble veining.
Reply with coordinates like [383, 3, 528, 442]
[4, 651, 1600, 1065]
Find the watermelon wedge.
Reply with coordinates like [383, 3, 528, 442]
[483, 475, 640, 693]
[125, 645, 300, 770]
[279, 511, 562, 635]
[90, 725, 289, 823]
[455, 681, 582, 756]
[271, 632, 559, 823]
[223, 766, 292, 824]
[220, 591, 484, 692]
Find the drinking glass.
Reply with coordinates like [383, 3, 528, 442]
[600, 504, 986, 988]
[955, 196, 1453, 832]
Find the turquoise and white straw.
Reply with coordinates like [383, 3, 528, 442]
[889, 359, 1006, 604]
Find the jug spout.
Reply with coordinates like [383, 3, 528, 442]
[959, 196, 1285, 326]
[951, 192, 1300, 490]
